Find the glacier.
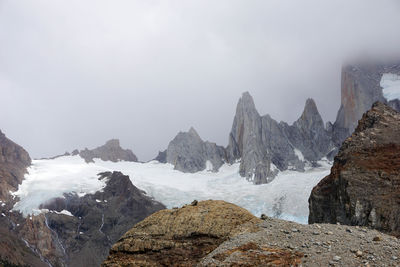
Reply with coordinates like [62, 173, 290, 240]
[12, 155, 331, 224]
[381, 73, 400, 101]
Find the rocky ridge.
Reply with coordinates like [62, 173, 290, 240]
[309, 102, 400, 237]
[78, 139, 138, 163]
[103, 200, 400, 266]
[159, 127, 227, 173]
[23, 171, 165, 267]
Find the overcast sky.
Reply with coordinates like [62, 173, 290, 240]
[1, 0, 400, 160]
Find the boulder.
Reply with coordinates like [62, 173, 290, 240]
[103, 200, 260, 266]
[309, 102, 400, 237]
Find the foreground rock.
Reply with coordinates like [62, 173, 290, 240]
[227, 92, 334, 184]
[161, 127, 227, 172]
[309, 102, 400, 237]
[103, 200, 260, 266]
[104, 200, 400, 266]
[79, 139, 138, 163]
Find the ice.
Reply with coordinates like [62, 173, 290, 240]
[380, 73, 400, 101]
[294, 148, 305, 161]
[12, 155, 331, 224]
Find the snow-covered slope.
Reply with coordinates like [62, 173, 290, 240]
[12, 156, 331, 224]
[381, 73, 400, 101]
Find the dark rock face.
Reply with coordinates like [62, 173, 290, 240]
[0, 130, 31, 202]
[332, 62, 400, 146]
[79, 139, 138, 163]
[103, 200, 260, 267]
[34, 171, 165, 267]
[309, 102, 400, 237]
[227, 93, 333, 184]
[164, 127, 226, 173]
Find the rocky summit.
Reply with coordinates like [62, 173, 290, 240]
[78, 139, 138, 163]
[309, 102, 400, 237]
[103, 200, 400, 266]
[226, 92, 334, 184]
[161, 127, 226, 173]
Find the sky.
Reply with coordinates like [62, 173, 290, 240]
[1, 0, 400, 161]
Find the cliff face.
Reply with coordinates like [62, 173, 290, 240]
[309, 102, 400, 237]
[162, 127, 226, 173]
[0, 130, 31, 202]
[332, 62, 400, 146]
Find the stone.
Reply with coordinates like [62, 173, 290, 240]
[356, 250, 363, 257]
[309, 102, 400, 237]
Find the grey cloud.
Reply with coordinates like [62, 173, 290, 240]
[1, 0, 400, 160]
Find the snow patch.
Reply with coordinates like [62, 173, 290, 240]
[205, 160, 213, 171]
[380, 73, 400, 101]
[294, 148, 305, 161]
[12, 155, 331, 224]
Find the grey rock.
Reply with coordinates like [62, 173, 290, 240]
[79, 139, 138, 163]
[227, 93, 333, 184]
[154, 150, 167, 163]
[165, 127, 226, 173]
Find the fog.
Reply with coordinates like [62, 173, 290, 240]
[1, 0, 400, 160]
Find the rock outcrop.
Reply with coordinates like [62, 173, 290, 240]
[104, 200, 400, 266]
[163, 127, 226, 172]
[309, 102, 400, 237]
[332, 62, 400, 146]
[78, 139, 138, 163]
[0, 130, 31, 202]
[227, 92, 334, 184]
[27, 171, 166, 267]
[103, 200, 261, 266]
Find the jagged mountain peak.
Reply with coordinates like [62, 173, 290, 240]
[236, 91, 259, 116]
[296, 98, 324, 129]
[188, 127, 201, 139]
[104, 138, 121, 148]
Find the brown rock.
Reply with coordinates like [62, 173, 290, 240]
[309, 102, 400, 237]
[102, 200, 261, 266]
[0, 130, 31, 201]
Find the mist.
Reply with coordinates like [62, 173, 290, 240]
[1, 0, 400, 160]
